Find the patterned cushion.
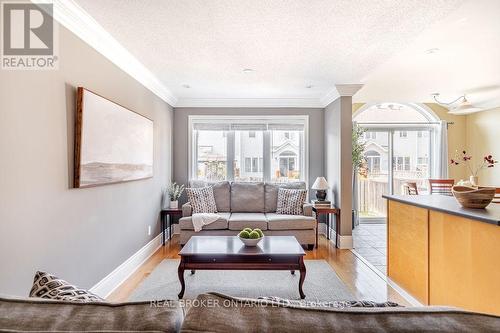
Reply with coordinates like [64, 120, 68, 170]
[258, 296, 401, 308]
[186, 186, 218, 214]
[29, 271, 103, 302]
[276, 188, 307, 215]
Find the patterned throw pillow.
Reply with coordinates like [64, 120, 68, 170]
[258, 296, 400, 308]
[29, 271, 104, 302]
[276, 188, 307, 215]
[186, 186, 218, 214]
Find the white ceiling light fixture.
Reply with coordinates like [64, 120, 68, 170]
[431, 93, 483, 115]
[242, 68, 255, 74]
[425, 48, 440, 54]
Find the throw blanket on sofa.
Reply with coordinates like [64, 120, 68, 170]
[192, 213, 220, 232]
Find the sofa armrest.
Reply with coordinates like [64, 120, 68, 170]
[302, 203, 313, 216]
[182, 202, 192, 217]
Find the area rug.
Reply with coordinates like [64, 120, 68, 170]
[129, 259, 356, 301]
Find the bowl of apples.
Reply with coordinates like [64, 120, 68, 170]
[238, 228, 264, 246]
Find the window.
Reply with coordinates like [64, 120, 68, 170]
[190, 116, 307, 183]
[404, 157, 410, 171]
[364, 150, 381, 173]
[417, 131, 429, 138]
[418, 157, 428, 164]
[244, 157, 251, 172]
[393, 156, 410, 171]
[399, 131, 408, 138]
[364, 131, 377, 140]
[195, 130, 227, 181]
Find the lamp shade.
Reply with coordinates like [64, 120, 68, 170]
[312, 177, 329, 190]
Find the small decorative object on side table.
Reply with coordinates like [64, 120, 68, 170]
[160, 208, 182, 245]
[311, 177, 329, 202]
[311, 203, 341, 249]
[166, 182, 185, 209]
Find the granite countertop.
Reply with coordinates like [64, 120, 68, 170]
[383, 194, 500, 226]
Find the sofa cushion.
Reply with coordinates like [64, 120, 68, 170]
[266, 213, 315, 230]
[228, 213, 268, 230]
[186, 187, 218, 213]
[190, 180, 231, 212]
[230, 182, 265, 212]
[179, 212, 231, 230]
[265, 182, 306, 212]
[180, 293, 500, 333]
[0, 295, 183, 332]
[29, 271, 103, 302]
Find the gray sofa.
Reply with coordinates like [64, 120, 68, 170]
[3, 293, 498, 332]
[179, 181, 316, 248]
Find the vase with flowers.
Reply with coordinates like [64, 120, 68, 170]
[450, 150, 498, 186]
[166, 182, 185, 209]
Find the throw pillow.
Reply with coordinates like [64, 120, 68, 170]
[276, 188, 307, 215]
[29, 271, 104, 302]
[258, 296, 400, 308]
[186, 186, 218, 214]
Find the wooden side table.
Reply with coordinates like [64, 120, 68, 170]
[160, 209, 182, 245]
[311, 204, 341, 248]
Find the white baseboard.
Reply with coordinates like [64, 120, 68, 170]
[90, 234, 162, 299]
[337, 235, 353, 249]
[320, 224, 353, 249]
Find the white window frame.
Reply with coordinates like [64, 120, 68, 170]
[188, 115, 309, 184]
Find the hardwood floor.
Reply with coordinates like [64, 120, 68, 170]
[107, 234, 411, 305]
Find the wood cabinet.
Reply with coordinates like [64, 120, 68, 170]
[387, 201, 429, 304]
[387, 196, 500, 315]
[429, 211, 500, 315]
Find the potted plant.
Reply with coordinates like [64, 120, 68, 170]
[167, 182, 185, 209]
[450, 150, 498, 186]
[352, 124, 367, 227]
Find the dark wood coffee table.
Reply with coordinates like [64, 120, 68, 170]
[178, 236, 306, 299]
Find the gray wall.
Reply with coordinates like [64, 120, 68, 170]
[325, 97, 353, 238]
[0, 27, 173, 295]
[173, 107, 324, 198]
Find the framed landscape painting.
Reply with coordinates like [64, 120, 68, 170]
[74, 87, 153, 188]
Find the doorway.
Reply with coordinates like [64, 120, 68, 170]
[352, 103, 439, 275]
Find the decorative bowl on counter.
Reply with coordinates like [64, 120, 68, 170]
[452, 186, 496, 209]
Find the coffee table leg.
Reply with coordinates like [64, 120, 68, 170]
[177, 259, 185, 299]
[298, 257, 306, 299]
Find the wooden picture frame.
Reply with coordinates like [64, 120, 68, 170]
[74, 87, 154, 188]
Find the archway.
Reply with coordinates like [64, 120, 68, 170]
[352, 103, 442, 276]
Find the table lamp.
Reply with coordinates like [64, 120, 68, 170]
[312, 177, 329, 201]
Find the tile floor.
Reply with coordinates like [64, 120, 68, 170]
[352, 224, 387, 275]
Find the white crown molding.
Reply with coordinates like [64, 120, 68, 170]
[32, 0, 178, 106]
[335, 84, 364, 97]
[319, 87, 341, 107]
[176, 97, 324, 108]
[320, 84, 364, 107]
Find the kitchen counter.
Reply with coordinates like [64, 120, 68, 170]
[384, 194, 500, 315]
[383, 194, 500, 226]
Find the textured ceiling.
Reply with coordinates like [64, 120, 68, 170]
[74, 0, 467, 105]
[354, 0, 500, 110]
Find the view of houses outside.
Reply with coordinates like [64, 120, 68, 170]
[196, 130, 302, 182]
[355, 104, 434, 219]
